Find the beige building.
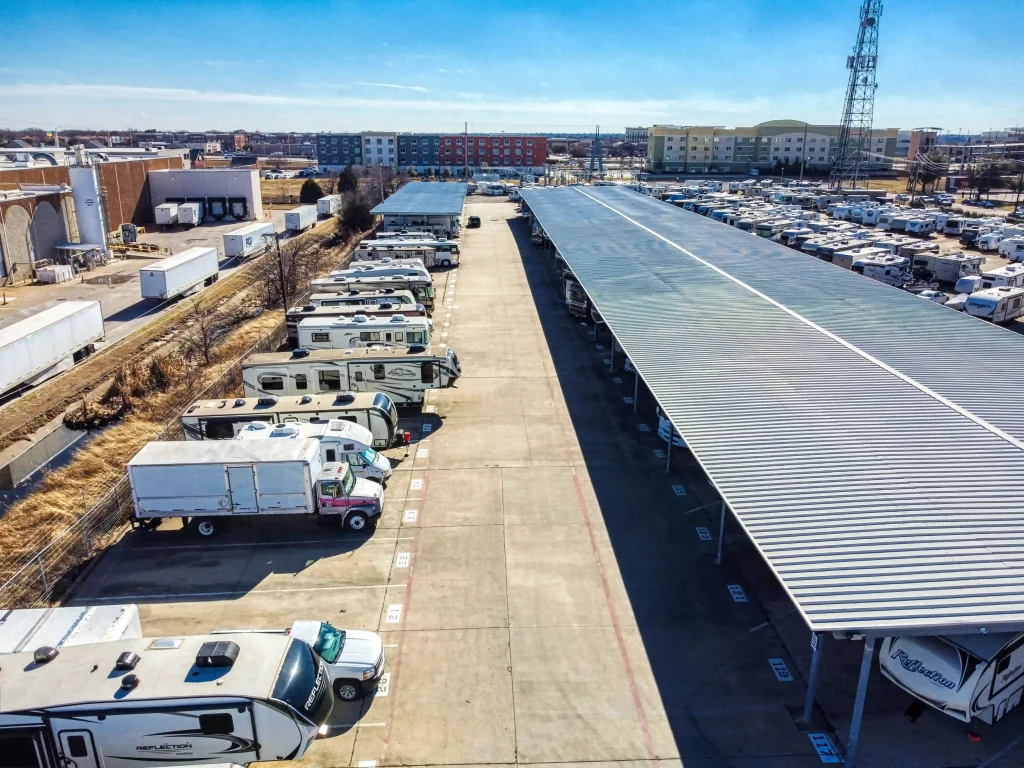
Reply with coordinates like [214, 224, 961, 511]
[646, 120, 899, 174]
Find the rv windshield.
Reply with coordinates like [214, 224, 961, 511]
[360, 448, 379, 464]
[342, 465, 356, 496]
[313, 623, 346, 663]
[373, 393, 398, 430]
[272, 638, 333, 727]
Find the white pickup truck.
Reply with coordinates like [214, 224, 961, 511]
[217, 620, 385, 702]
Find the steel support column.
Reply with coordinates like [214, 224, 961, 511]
[800, 633, 824, 724]
[715, 500, 727, 564]
[633, 369, 639, 413]
[845, 636, 877, 768]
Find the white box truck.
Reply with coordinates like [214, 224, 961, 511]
[127, 439, 385, 534]
[0, 605, 142, 654]
[317, 195, 342, 216]
[154, 202, 178, 226]
[223, 221, 275, 260]
[0, 301, 104, 397]
[139, 247, 220, 300]
[286, 205, 317, 232]
[177, 201, 203, 226]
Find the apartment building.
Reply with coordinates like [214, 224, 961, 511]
[397, 133, 441, 171]
[436, 134, 547, 173]
[362, 132, 398, 167]
[315, 133, 363, 172]
[647, 121, 898, 174]
[625, 127, 649, 144]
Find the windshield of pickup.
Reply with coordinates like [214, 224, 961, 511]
[313, 623, 346, 663]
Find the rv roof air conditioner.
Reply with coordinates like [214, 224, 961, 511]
[196, 640, 240, 668]
[116, 651, 140, 670]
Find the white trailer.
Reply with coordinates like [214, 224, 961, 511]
[154, 202, 178, 226]
[0, 301, 104, 397]
[177, 201, 203, 226]
[223, 221, 275, 260]
[0, 605, 141, 654]
[977, 232, 1003, 252]
[317, 195, 342, 216]
[180, 391, 407, 448]
[999, 237, 1024, 262]
[139, 247, 220, 300]
[128, 439, 384, 534]
[881, 633, 1024, 724]
[311, 274, 437, 311]
[979, 264, 1024, 290]
[330, 258, 431, 280]
[285, 205, 317, 232]
[353, 245, 459, 269]
[242, 345, 461, 405]
[307, 288, 418, 309]
[287, 301, 428, 346]
[298, 314, 431, 350]
[0, 632, 333, 768]
[964, 286, 1024, 323]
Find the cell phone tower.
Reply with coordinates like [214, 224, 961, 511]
[828, 0, 882, 190]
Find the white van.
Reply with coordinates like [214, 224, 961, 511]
[964, 286, 1024, 323]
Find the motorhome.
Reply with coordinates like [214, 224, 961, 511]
[242, 345, 461, 405]
[1, 606, 141, 654]
[297, 314, 431, 350]
[310, 274, 436, 311]
[358, 237, 459, 254]
[999, 237, 1024, 262]
[235, 420, 393, 483]
[353, 245, 458, 269]
[881, 633, 1024, 724]
[979, 264, 1024, 290]
[374, 230, 435, 241]
[911, 253, 983, 284]
[306, 288, 418, 309]
[180, 391, 406, 447]
[286, 301, 428, 346]
[0, 633, 334, 768]
[964, 286, 1024, 323]
[330, 258, 430, 281]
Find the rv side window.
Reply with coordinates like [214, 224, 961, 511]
[259, 374, 285, 391]
[360, 332, 381, 342]
[395, 332, 404, 342]
[354, 371, 364, 382]
[1012, 298, 1021, 310]
[325, 449, 337, 462]
[996, 655, 1011, 674]
[2, 732, 46, 768]
[421, 362, 435, 383]
[385, 332, 392, 342]
[312, 332, 330, 343]
[373, 364, 386, 380]
[203, 420, 237, 440]
[318, 370, 342, 391]
[67, 736, 88, 758]
[199, 713, 235, 735]
[408, 331, 426, 344]
[295, 374, 308, 391]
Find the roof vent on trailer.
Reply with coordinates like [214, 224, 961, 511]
[353, 314, 368, 323]
[257, 396, 279, 406]
[333, 392, 356, 405]
[33, 646, 58, 664]
[300, 395, 313, 404]
[120, 673, 140, 691]
[390, 315, 406, 323]
[302, 305, 316, 312]
[116, 651, 140, 670]
[196, 640, 240, 668]
[233, 399, 246, 407]
[292, 347, 311, 358]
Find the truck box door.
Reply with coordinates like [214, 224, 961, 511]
[226, 465, 258, 513]
[58, 730, 99, 768]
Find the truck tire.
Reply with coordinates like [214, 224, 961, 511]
[345, 511, 369, 532]
[440, 258, 450, 268]
[334, 678, 363, 701]
[196, 519, 216, 537]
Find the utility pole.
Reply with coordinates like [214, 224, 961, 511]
[799, 121, 808, 182]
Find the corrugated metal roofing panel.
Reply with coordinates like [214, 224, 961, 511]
[371, 182, 468, 216]
[521, 184, 1024, 636]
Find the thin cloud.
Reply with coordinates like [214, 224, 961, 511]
[205, 60, 246, 67]
[355, 81, 427, 92]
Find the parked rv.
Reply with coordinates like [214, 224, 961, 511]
[310, 274, 436, 311]
[0, 605, 141, 654]
[242, 345, 461, 405]
[330, 259, 431, 281]
[297, 314, 431, 350]
[285, 205, 318, 233]
[998, 237, 1024, 262]
[223, 222, 275, 260]
[0, 302, 104, 398]
[353, 245, 458, 269]
[358, 237, 459, 254]
[235, 419, 392, 483]
[964, 286, 1024, 323]
[307, 288, 418, 309]
[139, 247, 220, 300]
[286, 301, 429, 346]
[910, 253, 983, 284]
[979, 264, 1024, 290]
[180, 391, 406, 447]
[128, 439, 384, 533]
[0, 633, 334, 768]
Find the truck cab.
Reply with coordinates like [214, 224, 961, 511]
[315, 462, 384, 531]
[289, 620, 385, 702]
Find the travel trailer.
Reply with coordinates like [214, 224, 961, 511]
[374, 230, 435, 240]
[0, 632, 334, 768]
[911, 253, 984, 284]
[128, 440, 384, 533]
[999, 237, 1024, 262]
[330, 258, 430, 281]
[235, 420, 392, 483]
[833, 247, 889, 270]
[286, 302, 429, 346]
[979, 264, 1024, 290]
[242, 345, 461, 405]
[311, 274, 436, 311]
[964, 286, 1024, 323]
[977, 232, 1003, 252]
[0, 605, 141, 654]
[881, 633, 1024, 724]
[297, 314, 431, 350]
[943, 217, 966, 235]
[307, 289, 418, 309]
[853, 255, 911, 287]
[353, 245, 459, 269]
[180, 391, 405, 447]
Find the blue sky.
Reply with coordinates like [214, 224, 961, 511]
[1, 0, 1021, 134]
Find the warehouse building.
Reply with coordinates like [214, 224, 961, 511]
[148, 168, 264, 222]
[370, 181, 467, 238]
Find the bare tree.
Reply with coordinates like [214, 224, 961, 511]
[180, 297, 234, 365]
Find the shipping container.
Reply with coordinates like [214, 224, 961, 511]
[317, 195, 342, 216]
[139, 247, 220, 300]
[223, 221, 276, 260]
[0, 301, 104, 397]
[177, 201, 203, 226]
[154, 202, 178, 226]
[0, 605, 142, 654]
[285, 205, 317, 232]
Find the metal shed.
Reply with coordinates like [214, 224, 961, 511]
[371, 182, 468, 238]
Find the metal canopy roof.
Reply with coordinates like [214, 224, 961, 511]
[371, 182, 468, 216]
[521, 184, 1024, 637]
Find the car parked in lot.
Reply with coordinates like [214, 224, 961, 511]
[919, 290, 949, 305]
[467, 215, 481, 228]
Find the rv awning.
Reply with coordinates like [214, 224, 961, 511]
[520, 184, 1024, 638]
[371, 182, 468, 216]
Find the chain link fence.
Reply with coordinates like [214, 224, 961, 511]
[0, 323, 287, 608]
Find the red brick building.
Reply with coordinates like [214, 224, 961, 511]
[437, 134, 547, 171]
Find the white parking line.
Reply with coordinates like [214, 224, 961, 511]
[79, 584, 402, 602]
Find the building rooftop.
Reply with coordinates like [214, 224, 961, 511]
[371, 182, 468, 216]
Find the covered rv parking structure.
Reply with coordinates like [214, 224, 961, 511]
[370, 181, 468, 237]
[520, 184, 1024, 767]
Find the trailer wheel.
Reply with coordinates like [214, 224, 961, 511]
[334, 678, 363, 701]
[345, 511, 369, 532]
[196, 519, 216, 537]
[440, 258, 450, 268]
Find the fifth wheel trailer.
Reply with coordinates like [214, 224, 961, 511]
[139, 247, 220, 300]
[0, 605, 141, 654]
[0, 632, 333, 768]
[223, 221, 276, 260]
[0, 301, 104, 398]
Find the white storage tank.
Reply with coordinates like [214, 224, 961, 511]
[154, 202, 179, 226]
[286, 205, 317, 232]
[177, 201, 203, 226]
[0, 301, 104, 396]
[317, 195, 342, 216]
[223, 221, 276, 260]
[139, 247, 220, 300]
